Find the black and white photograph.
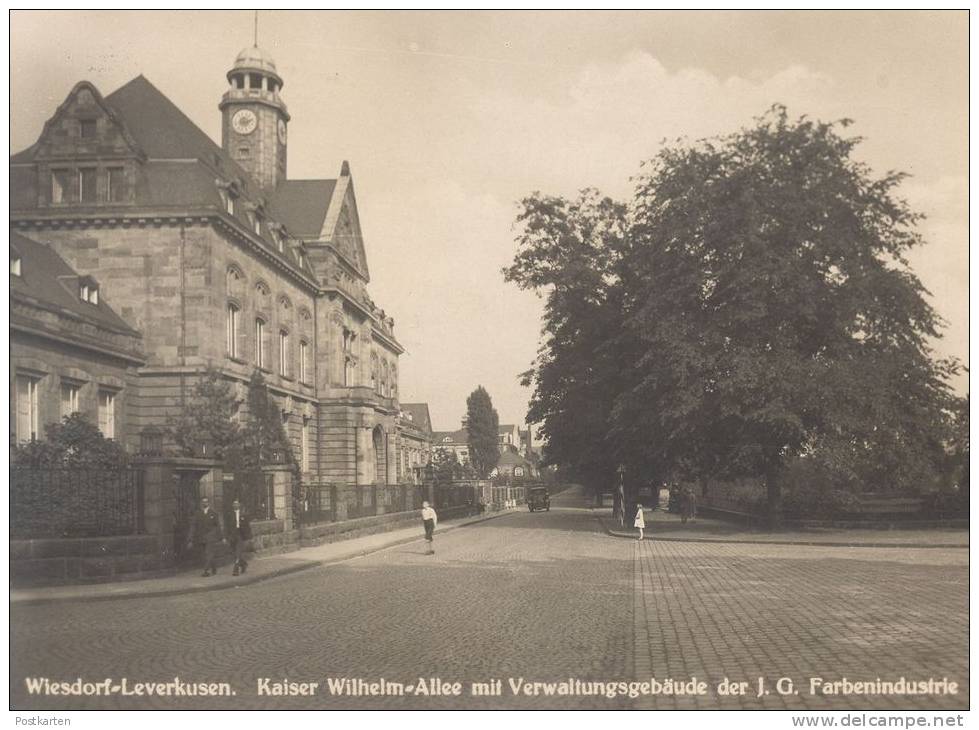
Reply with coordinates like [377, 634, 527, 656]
[7, 10, 969, 717]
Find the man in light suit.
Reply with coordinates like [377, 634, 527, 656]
[227, 498, 253, 576]
[187, 496, 223, 577]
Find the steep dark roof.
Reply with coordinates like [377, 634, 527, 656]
[105, 76, 243, 172]
[10, 142, 36, 164]
[269, 179, 336, 238]
[10, 231, 138, 335]
[400, 403, 433, 434]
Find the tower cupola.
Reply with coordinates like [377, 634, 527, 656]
[220, 45, 289, 190]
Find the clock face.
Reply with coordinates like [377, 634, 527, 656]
[232, 109, 257, 135]
[277, 119, 287, 144]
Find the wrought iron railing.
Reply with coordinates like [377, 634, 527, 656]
[224, 471, 276, 521]
[300, 483, 429, 525]
[10, 466, 145, 539]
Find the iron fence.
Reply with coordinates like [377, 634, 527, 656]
[301, 483, 429, 525]
[434, 483, 480, 511]
[10, 466, 145, 539]
[224, 471, 276, 521]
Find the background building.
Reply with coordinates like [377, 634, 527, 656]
[397, 403, 433, 484]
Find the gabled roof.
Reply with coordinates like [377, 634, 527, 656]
[432, 428, 468, 445]
[105, 76, 245, 173]
[400, 403, 433, 434]
[10, 231, 138, 335]
[496, 450, 532, 468]
[269, 179, 336, 238]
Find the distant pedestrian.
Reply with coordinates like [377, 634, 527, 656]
[187, 496, 223, 577]
[227, 498, 252, 576]
[421, 500, 438, 555]
[634, 503, 646, 541]
[681, 485, 697, 524]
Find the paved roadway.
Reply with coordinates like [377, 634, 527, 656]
[10, 487, 968, 711]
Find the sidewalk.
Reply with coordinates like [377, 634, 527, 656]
[11, 509, 510, 606]
[598, 507, 968, 549]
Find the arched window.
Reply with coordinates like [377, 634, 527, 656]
[226, 302, 240, 358]
[279, 328, 290, 376]
[299, 339, 309, 384]
[226, 265, 244, 296]
[255, 317, 267, 368]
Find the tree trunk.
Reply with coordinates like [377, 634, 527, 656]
[765, 460, 782, 531]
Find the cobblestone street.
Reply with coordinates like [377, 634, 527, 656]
[10, 488, 968, 710]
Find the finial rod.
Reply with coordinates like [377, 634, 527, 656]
[254, 10, 258, 47]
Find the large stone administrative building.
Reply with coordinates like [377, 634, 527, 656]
[10, 46, 425, 487]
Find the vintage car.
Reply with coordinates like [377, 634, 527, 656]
[527, 487, 550, 512]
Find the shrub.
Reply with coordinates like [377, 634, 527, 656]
[780, 489, 861, 520]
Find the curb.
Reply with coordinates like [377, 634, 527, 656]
[593, 511, 969, 550]
[10, 510, 511, 606]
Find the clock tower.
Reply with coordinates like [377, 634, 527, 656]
[219, 45, 289, 190]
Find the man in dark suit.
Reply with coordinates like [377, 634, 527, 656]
[227, 498, 253, 576]
[187, 496, 223, 577]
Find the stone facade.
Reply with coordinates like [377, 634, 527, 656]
[10, 231, 144, 444]
[10, 48, 410, 488]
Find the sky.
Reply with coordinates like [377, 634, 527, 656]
[9, 10, 969, 431]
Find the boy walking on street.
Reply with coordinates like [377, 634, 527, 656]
[421, 501, 438, 555]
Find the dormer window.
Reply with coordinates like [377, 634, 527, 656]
[253, 213, 262, 236]
[296, 246, 305, 268]
[226, 191, 237, 216]
[80, 277, 99, 305]
[10, 255, 21, 277]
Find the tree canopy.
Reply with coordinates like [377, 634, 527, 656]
[506, 106, 962, 523]
[465, 385, 501, 478]
[168, 367, 241, 460]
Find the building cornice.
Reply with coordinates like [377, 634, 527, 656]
[10, 319, 146, 366]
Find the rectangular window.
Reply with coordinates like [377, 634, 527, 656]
[98, 390, 115, 438]
[15, 375, 40, 444]
[254, 215, 262, 236]
[79, 168, 97, 203]
[279, 330, 290, 376]
[10, 256, 21, 276]
[299, 340, 308, 383]
[300, 417, 309, 473]
[80, 119, 97, 138]
[107, 167, 125, 203]
[51, 169, 72, 203]
[61, 382, 80, 418]
[226, 192, 236, 216]
[227, 303, 239, 358]
[255, 318, 266, 368]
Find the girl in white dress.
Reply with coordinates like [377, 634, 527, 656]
[634, 503, 645, 541]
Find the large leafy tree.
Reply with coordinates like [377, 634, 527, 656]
[465, 386, 501, 478]
[505, 107, 959, 526]
[621, 106, 957, 524]
[504, 191, 632, 495]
